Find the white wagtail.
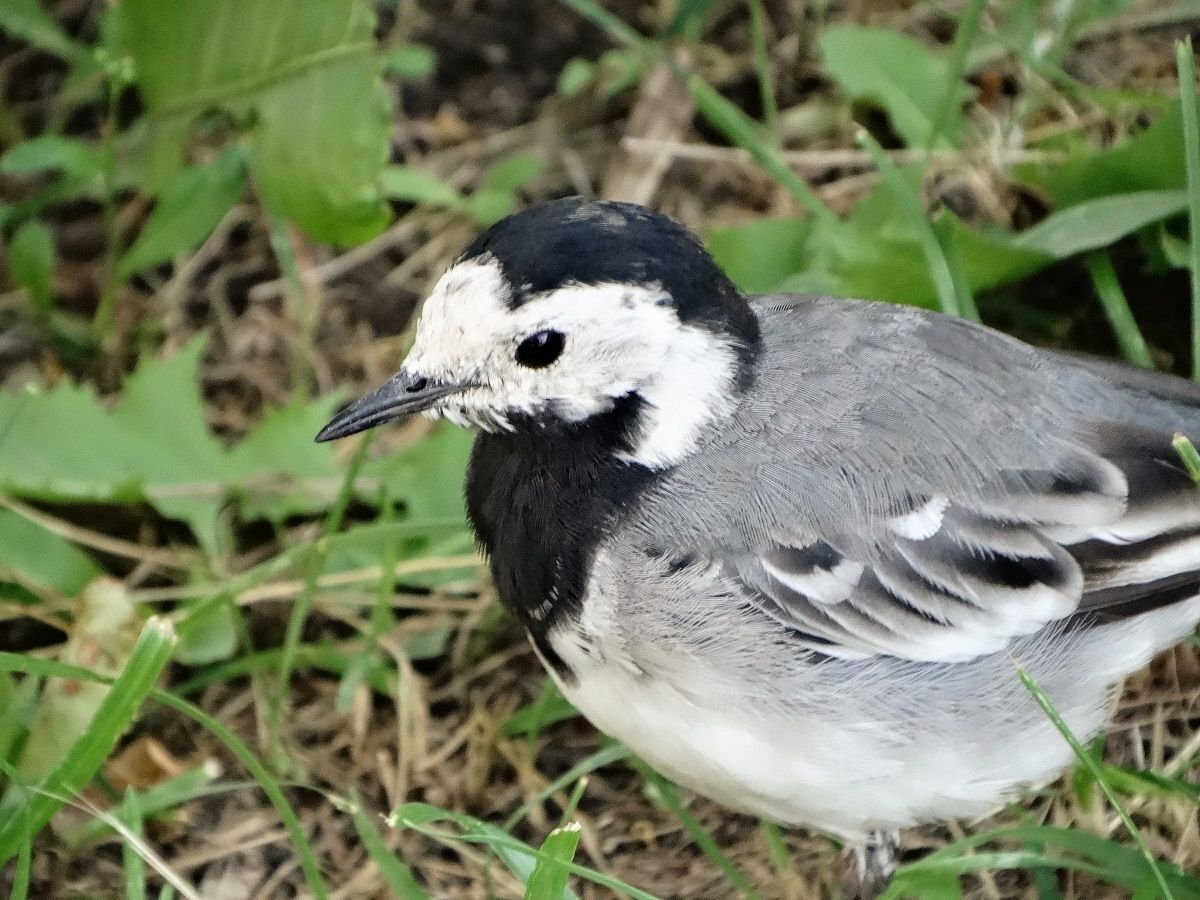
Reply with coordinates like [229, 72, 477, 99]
[317, 197, 1200, 895]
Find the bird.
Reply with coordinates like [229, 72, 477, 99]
[316, 197, 1200, 897]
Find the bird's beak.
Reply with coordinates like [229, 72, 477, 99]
[314, 371, 469, 442]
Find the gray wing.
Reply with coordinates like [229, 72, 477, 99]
[653, 297, 1200, 663]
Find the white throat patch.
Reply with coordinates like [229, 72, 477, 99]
[403, 257, 741, 468]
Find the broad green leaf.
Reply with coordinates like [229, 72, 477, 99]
[771, 183, 1052, 309]
[380, 166, 465, 209]
[0, 509, 99, 597]
[228, 395, 342, 523]
[0, 340, 242, 550]
[881, 868, 961, 900]
[1019, 104, 1197, 206]
[1013, 190, 1188, 258]
[819, 26, 972, 148]
[8, 220, 55, 316]
[707, 217, 813, 293]
[0, 343, 469, 554]
[381, 43, 436, 80]
[116, 148, 246, 280]
[111, 340, 230, 552]
[122, 0, 391, 244]
[0, 0, 87, 63]
[173, 598, 239, 667]
[364, 425, 473, 522]
[0, 136, 100, 181]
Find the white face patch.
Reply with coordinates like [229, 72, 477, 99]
[402, 256, 740, 468]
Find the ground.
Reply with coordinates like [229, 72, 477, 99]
[1, 1, 1198, 898]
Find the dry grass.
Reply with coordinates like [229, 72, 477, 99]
[1, 1, 1198, 898]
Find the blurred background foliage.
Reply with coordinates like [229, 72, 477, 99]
[0, 0, 1198, 898]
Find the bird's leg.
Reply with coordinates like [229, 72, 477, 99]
[844, 830, 898, 900]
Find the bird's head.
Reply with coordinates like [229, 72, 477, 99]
[316, 198, 759, 468]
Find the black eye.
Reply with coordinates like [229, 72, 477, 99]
[515, 329, 565, 368]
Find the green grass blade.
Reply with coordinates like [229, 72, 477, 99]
[120, 788, 146, 900]
[926, 0, 985, 151]
[393, 803, 659, 900]
[639, 766, 760, 900]
[63, 763, 223, 846]
[0, 655, 330, 900]
[746, 0, 778, 140]
[503, 742, 631, 831]
[338, 490, 400, 711]
[1172, 433, 1200, 486]
[933, 213, 980, 321]
[151, 693, 330, 900]
[270, 432, 372, 763]
[1014, 662, 1175, 900]
[0, 618, 175, 865]
[1176, 38, 1200, 381]
[176, 644, 396, 700]
[525, 822, 582, 900]
[556, 0, 836, 225]
[759, 820, 794, 884]
[1085, 251, 1154, 368]
[348, 794, 429, 900]
[858, 130, 963, 317]
[5, 800, 30, 900]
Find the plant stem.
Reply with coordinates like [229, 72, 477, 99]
[1175, 38, 1200, 381]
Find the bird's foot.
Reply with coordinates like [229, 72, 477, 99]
[842, 830, 898, 900]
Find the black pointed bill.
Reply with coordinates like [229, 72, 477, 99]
[315, 372, 469, 442]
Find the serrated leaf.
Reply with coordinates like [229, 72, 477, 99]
[0, 509, 99, 597]
[116, 148, 246, 280]
[122, 0, 391, 244]
[1013, 190, 1188, 258]
[0, 344, 466, 555]
[111, 340, 231, 552]
[0, 136, 100, 181]
[0, 340, 228, 552]
[228, 395, 341, 522]
[8, 220, 55, 315]
[364, 425, 472, 522]
[819, 26, 972, 148]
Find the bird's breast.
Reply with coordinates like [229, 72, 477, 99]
[464, 423, 656, 675]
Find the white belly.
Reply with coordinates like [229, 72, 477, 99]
[543, 565, 1200, 840]
[542, 619, 1175, 838]
[546, 626, 1049, 839]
